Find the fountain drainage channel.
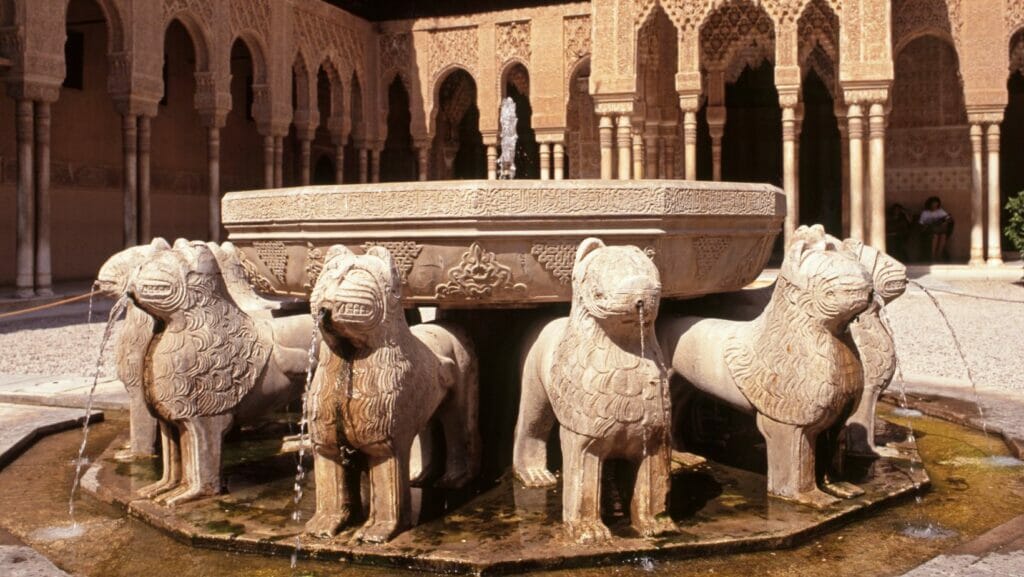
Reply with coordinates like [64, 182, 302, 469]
[0, 405, 1021, 577]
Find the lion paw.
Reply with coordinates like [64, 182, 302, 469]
[136, 479, 178, 500]
[162, 485, 217, 507]
[790, 488, 842, 509]
[634, 515, 677, 538]
[823, 481, 865, 500]
[305, 509, 350, 538]
[515, 467, 557, 488]
[566, 519, 613, 544]
[352, 519, 401, 544]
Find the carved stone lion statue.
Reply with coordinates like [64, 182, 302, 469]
[306, 244, 480, 544]
[127, 241, 313, 506]
[658, 225, 873, 508]
[95, 237, 171, 458]
[513, 238, 676, 544]
[839, 237, 908, 457]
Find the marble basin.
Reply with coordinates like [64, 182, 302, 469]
[221, 180, 785, 307]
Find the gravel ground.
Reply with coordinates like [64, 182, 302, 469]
[1, 280, 1023, 392]
[884, 278, 1024, 392]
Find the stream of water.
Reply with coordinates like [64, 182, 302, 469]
[291, 310, 323, 568]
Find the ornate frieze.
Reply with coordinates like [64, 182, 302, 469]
[564, 15, 591, 66]
[435, 243, 527, 299]
[429, 26, 478, 80]
[496, 20, 530, 67]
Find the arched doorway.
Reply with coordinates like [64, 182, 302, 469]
[723, 61, 782, 185]
[565, 57, 598, 178]
[636, 6, 679, 178]
[888, 34, 969, 261]
[221, 39, 262, 195]
[502, 62, 539, 178]
[313, 63, 340, 184]
[312, 154, 335, 185]
[798, 68, 842, 235]
[50, 0, 122, 279]
[431, 69, 485, 180]
[1003, 30, 1024, 255]
[381, 75, 416, 182]
[151, 19, 207, 243]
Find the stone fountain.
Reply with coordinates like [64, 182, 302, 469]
[81, 178, 928, 573]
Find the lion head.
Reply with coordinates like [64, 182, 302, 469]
[129, 240, 222, 319]
[840, 238, 907, 304]
[571, 238, 662, 337]
[95, 238, 171, 298]
[311, 245, 402, 347]
[780, 225, 873, 329]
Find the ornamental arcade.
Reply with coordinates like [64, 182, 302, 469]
[1, 0, 1023, 295]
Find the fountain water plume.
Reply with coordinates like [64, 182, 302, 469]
[291, 309, 324, 568]
[69, 294, 128, 525]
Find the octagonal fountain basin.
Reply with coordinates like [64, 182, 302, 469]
[221, 180, 785, 306]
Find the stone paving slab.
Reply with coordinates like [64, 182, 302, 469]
[0, 403, 102, 469]
[0, 375, 127, 411]
[0, 545, 71, 577]
[897, 515, 1024, 577]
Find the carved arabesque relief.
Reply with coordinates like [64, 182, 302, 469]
[531, 242, 577, 285]
[496, 20, 530, 68]
[360, 241, 423, 284]
[429, 26, 479, 82]
[294, 6, 364, 83]
[700, 1, 776, 79]
[163, 0, 214, 25]
[380, 32, 411, 79]
[798, 0, 839, 94]
[564, 15, 591, 68]
[230, 0, 269, 38]
[253, 240, 288, 284]
[435, 242, 527, 299]
[892, 0, 955, 51]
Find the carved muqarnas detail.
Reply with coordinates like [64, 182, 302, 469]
[531, 242, 576, 285]
[253, 240, 288, 284]
[436, 242, 526, 299]
[361, 241, 423, 284]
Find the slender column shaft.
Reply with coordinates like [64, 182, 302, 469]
[33, 101, 52, 295]
[539, 143, 551, 180]
[417, 146, 429, 181]
[334, 144, 344, 184]
[645, 136, 658, 179]
[794, 117, 802, 224]
[553, 142, 565, 180]
[273, 136, 284, 189]
[838, 123, 851, 237]
[782, 106, 797, 245]
[358, 148, 368, 183]
[632, 132, 644, 180]
[710, 133, 723, 181]
[121, 113, 138, 248]
[847, 104, 865, 241]
[15, 100, 35, 298]
[371, 149, 381, 183]
[208, 126, 221, 242]
[262, 135, 274, 189]
[869, 103, 887, 251]
[683, 110, 697, 180]
[664, 137, 676, 179]
[299, 138, 311, 186]
[486, 145, 497, 180]
[986, 124, 1003, 265]
[969, 123, 986, 265]
[138, 115, 152, 243]
[599, 115, 614, 179]
[616, 115, 632, 180]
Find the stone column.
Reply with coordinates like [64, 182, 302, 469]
[847, 104, 865, 241]
[868, 103, 887, 252]
[782, 103, 797, 244]
[616, 115, 632, 180]
[15, 99, 35, 298]
[138, 115, 152, 243]
[644, 134, 659, 179]
[273, 136, 284, 189]
[334, 143, 345, 184]
[836, 113, 851, 237]
[358, 148, 369, 184]
[33, 101, 52, 296]
[537, 142, 549, 180]
[370, 147, 382, 183]
[986, 123, 1003, 265]
[599, 114, 614, 179]
[121, 113, 138, 248]
[208, 126, 222, 242]
[298, 136, 312, 186]
[794, 105, 803, 219]
[416, 141, 429, 181]
[664, 136, 676, 179]
[262, 135, 274, 189]
[486, 144, 497, 180]
[683, 109, 698, 180]
[632, 131, 644, 180]
[708, 106, 726, 182]
[553, 142, 565, 180]
[969, 123, 985, 265]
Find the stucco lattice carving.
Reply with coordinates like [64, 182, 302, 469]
[360, 241, 423, 284]
[294, 6, 363, 80]
[798, 0, 839, 73]
[380, 32, 411, 77]
[435, 242, 526, 299]
[253, 240, 288, 284]
[892, 0, 954, 50]
[695, 236, 729, 278]
[430, 26, 479, 80]
[496, 20, 530, 67]
[531, 242, 577, 285]
[700, 2, 776, 75]
[230, 0, 270, 38]
[564, 15, 591, 66]
[163, 0, 214, 26]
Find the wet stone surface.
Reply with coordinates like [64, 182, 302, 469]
[84, 419, 930, 573]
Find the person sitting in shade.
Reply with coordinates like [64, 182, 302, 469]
[919, 196, 953, 262]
